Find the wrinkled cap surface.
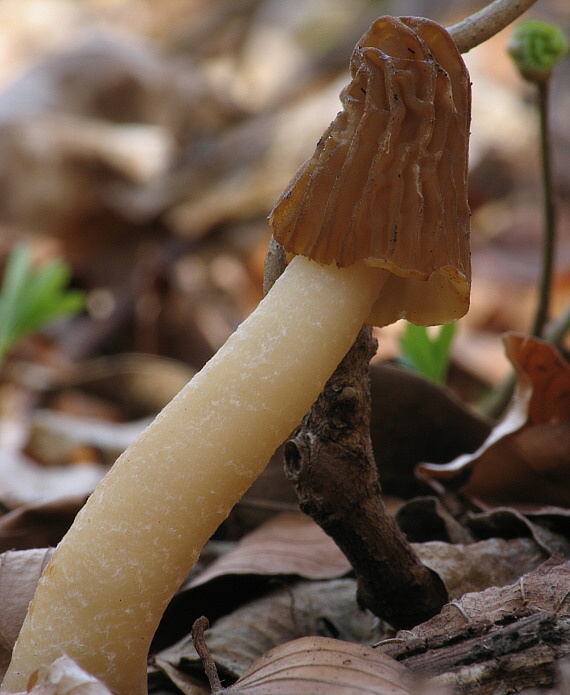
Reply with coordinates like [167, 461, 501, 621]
[269, 16, 471, 327]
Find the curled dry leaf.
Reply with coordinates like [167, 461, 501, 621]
[0, 496, 88, 553]
[228, 636, 413, 695]
[369, 363, 491, 498]
[156, 512, 351, 649]
[26, 656, 111, 695]
[466, 506, 570, 557]
[0, 549, 54, 679]
[187, 512, 350, 589]
[395, 496, 476, 544]
[26, 410, 149, 467]
[415, 537, 546, 600]
[396, 496, 570, 556]
[0, 447, 107, 509]
[419, 333, 570, 506]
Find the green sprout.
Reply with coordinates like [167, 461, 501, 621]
[0, 244, 85, 365]
[486, 20, 568, 418]
[398, 322, 456, 385]
[508, 20, 569, 83]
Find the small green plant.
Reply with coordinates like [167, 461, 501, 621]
[486, 20, 568, 418]
[399, 322, 456, 384]
[0, 244, 85, 365]
[508, 19, 569, 83]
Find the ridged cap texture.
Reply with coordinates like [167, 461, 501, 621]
[270, 16, 471, 326]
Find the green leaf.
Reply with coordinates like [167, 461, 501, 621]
[398, 322, 456, 384]
[0, 244, 85, 365]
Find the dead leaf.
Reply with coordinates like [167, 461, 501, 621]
[505, 333, 570, 424]
[0, 448, 107, 509]
[0, 496, 87, 553]
[415, 537, 546, 600]
[419, 333, 570, 506]
[148, 662, 210, 695]
[0, 448, 106, 509]
[26, 655, 112, 695]
[369, 363, 491, 498]
[44, 353, 196, 420]
[395, 496, 476, 544]
[396, 495, 570, 556]
[376, 557, 570, 694]
[153, 579, 384, 689]
[25, 410, 149, 467]
[155, 513, 352, 651]
[228, 636, 414, 695]
[0, 548, 54, 679]
[465, 506, 570, 556]
[188, 512, 351, 590]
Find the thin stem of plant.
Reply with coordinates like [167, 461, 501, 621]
[531, 80, 556, 338]
[449, 0, 539, 53]
[191, 617, 223, 694]
[485, 76, 560, 419]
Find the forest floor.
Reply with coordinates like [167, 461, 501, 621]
[0, 1, 569, 693]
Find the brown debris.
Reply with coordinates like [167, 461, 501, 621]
[377, 557, 570, 694]
[420, 333, 570, 506]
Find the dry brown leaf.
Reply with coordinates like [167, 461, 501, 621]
[25, 410, 149, 467]
[377, 557, 570, 693]
[0, 495, 89, 553]
[26, 656, 111, 695]
[369, 363, 491, 498]
[396, 496, 570, 556]
[415, 537, 545, 600]
[228, 636, 413, 695]
[0, 448, 106, 509]
[44, 353, 196, 420]
[148, 661, 210, 695]
[419, 333, 570, 506]
[154, 579, 383, 688]
[395, 496, 476, 544]
[505, 332, 570, 424]
[187, 512, 351, 589]
[381, 556, 570, 650]
[160, 511, 552, 656]
[466, 506, 570, 556]
[0, 548, 54, 679]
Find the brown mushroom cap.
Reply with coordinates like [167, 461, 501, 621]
[269, 16, 471, 327]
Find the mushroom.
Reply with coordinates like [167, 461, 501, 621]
[270, 16, 470, 327]
[2, 8, 524, 695]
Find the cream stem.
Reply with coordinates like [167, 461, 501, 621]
[2, 257, 387, 695]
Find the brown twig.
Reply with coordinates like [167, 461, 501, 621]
[192, 616, 224, 694]
[283, 327, 448, 629]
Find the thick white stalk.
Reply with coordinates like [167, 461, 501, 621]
[2, 256, 387, 695]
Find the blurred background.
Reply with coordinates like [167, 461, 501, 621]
[0, 0, 568, 379]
